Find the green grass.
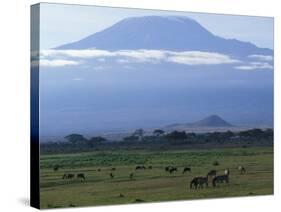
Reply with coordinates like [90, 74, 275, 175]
[40, 146, 273, 208]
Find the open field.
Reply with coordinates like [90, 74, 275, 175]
[40, 146, 273, 208]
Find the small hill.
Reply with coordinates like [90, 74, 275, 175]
[191, 115, 233, 127]
[165, 115, 233, 130]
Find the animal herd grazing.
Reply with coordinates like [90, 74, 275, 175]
[135, 165, 153, 170]
[190, 169, 230, 189]
[58, 163, 247, 191]
[62, 173, 85, 180]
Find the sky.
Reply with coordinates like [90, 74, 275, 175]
[39, 3, 274, 50]
[36, 3, 274, 139]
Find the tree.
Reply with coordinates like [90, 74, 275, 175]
[224, 130, 234, 138]
[133, 128, 144, 141]
[239, 129, 263, 139]
[153, 129, 165, 137]
[87, 136, 106, 147]
[123, 135, 139, 142]
[64, 134, 86, 145]
[89, 136, 106, 143]
[165, 131, 187, 141]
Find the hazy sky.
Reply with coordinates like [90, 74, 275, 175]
[39, 3, 274, 50]
[37, 3, 273, 137]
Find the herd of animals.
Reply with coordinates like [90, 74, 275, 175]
[54, 164, 247, 190]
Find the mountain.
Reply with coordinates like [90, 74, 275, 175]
[56, 16, 272, 57]
[190, 115, 233, 127]
[165, 115, 233, 130]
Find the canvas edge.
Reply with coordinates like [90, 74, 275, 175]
[30, 3, 40, 209]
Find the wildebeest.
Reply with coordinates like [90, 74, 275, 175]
[129, 173, 134, 180]
[62, 173, 75, 179]
[169, 167, 177, 174]
[110, 172, 114, 179]
[165, 166, 171, 172]
[97, 168, 101, 172]
[182, 167, 191, 174]
[135, 165, 146, 170]
[238, 166, 246, 174]
[148, 166, 152, 169]
[190, 177, 208, 189]
[77, 173, 85, 180]
[111, 167, 116, 171]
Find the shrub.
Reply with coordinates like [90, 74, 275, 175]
[213, 161, 220, 166]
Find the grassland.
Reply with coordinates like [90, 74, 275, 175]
[40, 146, 273, 208]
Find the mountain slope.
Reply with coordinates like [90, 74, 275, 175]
[165, 115, 233, 130]
[190, 115, 233, 127]
[56, 16, 272, 57]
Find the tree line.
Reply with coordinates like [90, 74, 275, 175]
[63, 128, 273, 145]
[41, 128, 273, 154]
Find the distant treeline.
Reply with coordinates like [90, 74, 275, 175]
[41, 128, 273, 154]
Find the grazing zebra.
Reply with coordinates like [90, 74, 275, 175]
[77, 173, 85, 180]
[212, 175, 229, 187]
[190, 177, 200, 189]
[212, 168, 230, 187]
[190, 177, 207, 189]
[182, 167, 191, 174]
[198, 177, 208, 188]
[238, 166, 246, 174]
[62, 173, 75, 179]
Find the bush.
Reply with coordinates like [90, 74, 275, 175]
[212, 161, 220, 166]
